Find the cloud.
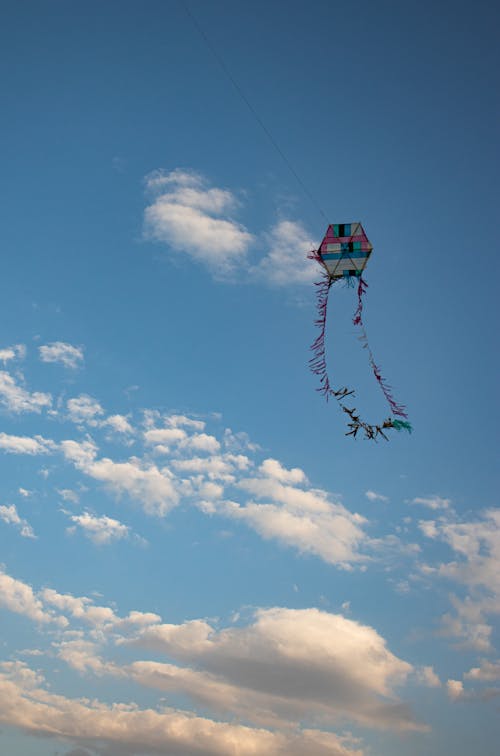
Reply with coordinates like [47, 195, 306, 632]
[67, 395, 105, 425]
[125, 607, 422, 732]
[83, 457, 179, 517]
[0, 371, 51, 413]
[465, 659, 500, 682]
[446, 679, 464, 700]
[0, 432, 55, 455]
[0, 344, 26, 363]
[0, 570, 65, 626]
[144, 169, 253, 276]
[410, 496, 451, 510]
[103, 414, 133, 434]
[66, 511, 130, 545]
[419, 508, 500, 651]
[365, 490, 389, 503]
[41, 587, 117, 628]
[216, 460, 369, 568]
[415, 666, 441, 688]
[252, 220, 317, 285]
[58, 488, 80, 504]
[39, 342, 84, 369]
[0, 662, 364, 756]
[0, 504, 36, 538]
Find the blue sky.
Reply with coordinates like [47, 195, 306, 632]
[0, 1, 499, 754]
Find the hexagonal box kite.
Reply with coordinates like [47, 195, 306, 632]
[318, 222, 373, 280]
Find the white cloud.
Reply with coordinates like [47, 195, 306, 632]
[103, 414, 133, 434]
[415, 666, 441, 688]
[0, 432, 55, 455]
[446, 679, 464, 700]
[41, 588, 117, 628]
[411, 496, 451, 510]
[217, 463, 369, 567]
[66, 511, 130, 545]
[259, 458, 306, 484]
[419, 508, 500, 651]
[57, 488, 80, 504]
[0, 571, 65, 626]
[61, 439, 99, 468]
[0, 662, 363, 756]
[182, 432, 220, 453]
[465, 659, 500, 681]
[0, 504, 36, 538]
[252, 220, 317, 285]
[0, 371, 51, 413]
[0, 344, 26, 363]
[39, 342, 84, 369]
[67, 394, 104, 425]
[83, 457, 179, 517]
[144, 427, 188, 447]
[365, 490, 389, 503]
[144, 169, 253, 277]
[127, 607, 422, 732]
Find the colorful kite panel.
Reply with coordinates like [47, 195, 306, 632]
[318, 222, 373, 279]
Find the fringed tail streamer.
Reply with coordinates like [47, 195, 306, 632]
[308, 255, 411, 440]
[353, 277, 408, 419]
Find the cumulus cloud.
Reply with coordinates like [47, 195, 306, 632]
[144, 169, 253, 277]
[0, 371, 51, 413]
[39, 342, 84, 369]
[0, 662, 363, 756]
[66, 511, 130, 545]
[465, 659, 500, 681]
[446, 679, 464, 700]
[67, 395, 104, 425]
[419, 508, 500, 652]
[415, 666, 441, 688]
[0, 504, 36, 538]
[102, 414, 133, 434]
[216, 460, 369, 567]
[0, 344, 26, 363]
[83, 457, 179, 517]
[0, 571, 65, 626]
[0, 432, 55, 455]
[41, 587, 117, 628]
[125, 607, 422, 732]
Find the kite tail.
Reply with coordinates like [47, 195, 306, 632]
[308, 273, 334, 400]
[308, 259, 409, 441]
[308, 253, 352, 402]
[353, 276, 409, 420]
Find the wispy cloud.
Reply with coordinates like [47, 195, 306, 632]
[410, 496, 451, 510]
[0, 504, 36, 538]
[65, 511, 131, 545]
[0, 432, 55, 455]
[419, 508, 500, 651]
[0, 371, 51, 414]
[365, 490, 389, 503]
[252, 220, 317, 285]
[39, 342, 84, 369]
[0, 344, 26, 363]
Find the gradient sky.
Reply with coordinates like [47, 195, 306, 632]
[0, 1, 499, 755]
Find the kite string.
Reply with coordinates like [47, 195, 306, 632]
[180, 1, 329, 225]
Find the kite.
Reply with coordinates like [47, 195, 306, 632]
[309, 223, 412, 440]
